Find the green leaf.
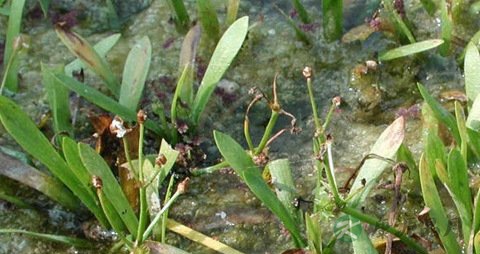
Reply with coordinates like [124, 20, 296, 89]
[171, 64, 193, 125]
[0, 96, 98, 212]
[292, 0, 311, 24]
[62, 137, 109, 227]
[383, 0, 415, 44]
[446, 148, 473, 245]
[0, 151, 79, 210]
[226, 0, 240, 26]
[305, 214, 322, 254]
[417, 83, 461, 143]
[455, 102, 469, 161]
[119, 36, 151, 111]
[196, 0, 220, 42]
[42, 65, 73, 137]
[213, 131, 305, 247]
[2, 0, 26, 92]
[274, 5, 311, 45]
[38, 0, 50, 17]
[191, 16, 249, 124]
[465, 42, 480, 102]
[419, 154, 462, 254]
[156, 139, 179, 185]
[348, 117, 405, 207]
[397, 144, 419, 185]
[64, 33, 121, 77]
[78, 143, 139, 237]
[165, 0, 190, 33]
[55, 27, 119, 97]
[425, 132, 446, 178]
[267, 159, 301, 224]
[379, 40, 444, 61]
[459, 30, 480, 62]
[178, 24, 201, 106]
[467, 94, 480, 131]
[322, 0, 343, 41]
[0, 229, 91, 248]
[52, 73, 164, 136]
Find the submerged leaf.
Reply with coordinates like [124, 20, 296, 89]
[465, 42, 480, 102]
[119, 36, 151, 111]
[214, 131, 305, 247]
[196, 0, 220, 42]
[0, 229, 91, 248]
[379, 40, 444, 61]
[191, 16, 249, 124]
[0, 151, 78, 210]
[467, 94, 480, 131]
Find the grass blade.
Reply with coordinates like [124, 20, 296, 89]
[397, 144, 419, 185]
[191, 16, 249, 124]
[305, 214, 322, 254]
[417, 83, 461, 143]
[439, 0, 453, 55]
[165, 0, 190, 33]
[42, 65, 73, 137]
[383, 0, 415, 43]
[465, 42, 480, 102]
[226, 0, 240, 26]
[0, 229, 91, 248]
[51, 73, 164, 136]
[467, 94, 480, 131]
[274, 5, 311, 45]
[0, 96, 100, 212]
[0, 151, 79, 210]
[166, 219, 245, 254]
[62, 137, 110, 227]
[425, 132, 446, 178]
[64, 33, 121, 76]
[214, 131, 305, 247]
[419, 154, 462, 254]
[55, 27, 119, 97]
[2, 0, 26, 92]
[119, 36, 151, 111]
[379, 39, 444, 61]
[348, 117, 405, 207]
[322, 0, 343, 41]
[292, 0, 311, 24]
[197, 0, 220, 42]
[78, 143, 139, 237]
[267, 159, 301, 223]
[38, 0, 50, 17]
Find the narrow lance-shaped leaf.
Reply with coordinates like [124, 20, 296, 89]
[0, 151, 79, 210]
[62, 137, 110, 228]
[439, 0, 453, 56]
[197, 0, 220, 42]
[52, 73, 164, 136]
[0, 229, 91, 248]
[178, 24, 201, 106]
[417, 83, 461, 143]
[78, 143, 139, 237]
[119, 36, 152, 111]
[419, 154, 462, 254]
[323, 0, 343, 41]
[465, 42, 480, 102]
[65, 33, 121, 76]
[226, 0, 240, 26]
[42, 65, 73, 137]
[379, 39, 444, 61]
[165, 0, 190, 33]
[2, 0, 26, 92]
[214, 131, 306, 247]
[0, 96, 99, 213]
[192, 16, 249, 124]
[38, 0, 50, 17]
[467, 94, 480, 131]
[291, 0, 311, 24]
[55, 26, 119, 97]
[383, 0, 415, 43]
[348, 117, 405, 207]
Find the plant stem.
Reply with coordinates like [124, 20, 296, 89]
[161, 174, 176, 243]
[191, 161, 230, 176]
[255, 110, 279, 155]
[306, 75, 323, 135]
[136, 122, 147, 245]
[244, 117, 254, 151]
[0, 49, 18, 95]
[142, 190, 182, 241]
[323, 100, 337, 130]
[122, 137, 140, 182]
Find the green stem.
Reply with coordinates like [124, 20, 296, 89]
[341, 206, 428, 254]
[191, 161, 229, 176]
[306, 77, 323, 134]
[122, 137, 139, 182]
[0, 49, 18, 95]
[0, 191, 32, 209]
[161, 175, 176, 243]
[255, 110, 279, 155]
[323, 100, 337, 130]
[244, 117, 254, 151]
[142, 190, 182, 242]
[136, 123, 147, 245]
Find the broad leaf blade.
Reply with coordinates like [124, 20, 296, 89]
[119, 36, 151, 111]
[379, 40, 444, 61]
[465, 42, 480, 102]
[78, 143, 139, 237]
[191, 16, 249, 124]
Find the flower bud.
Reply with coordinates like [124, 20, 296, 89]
[176, 178, 190, 194]
[302, 66, 312, 79]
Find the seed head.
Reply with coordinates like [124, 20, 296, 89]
[109, 116, 128, 138]
[92, 176, 103, 189]
[137, 110, 147, 124]
[332, 96, 341, 107]
[302, 66, 313, 79]
[176, 178, 190, 194]
[155, 154, 167, 166]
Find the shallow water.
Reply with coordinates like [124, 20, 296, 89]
[0, 0, 477, 253]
